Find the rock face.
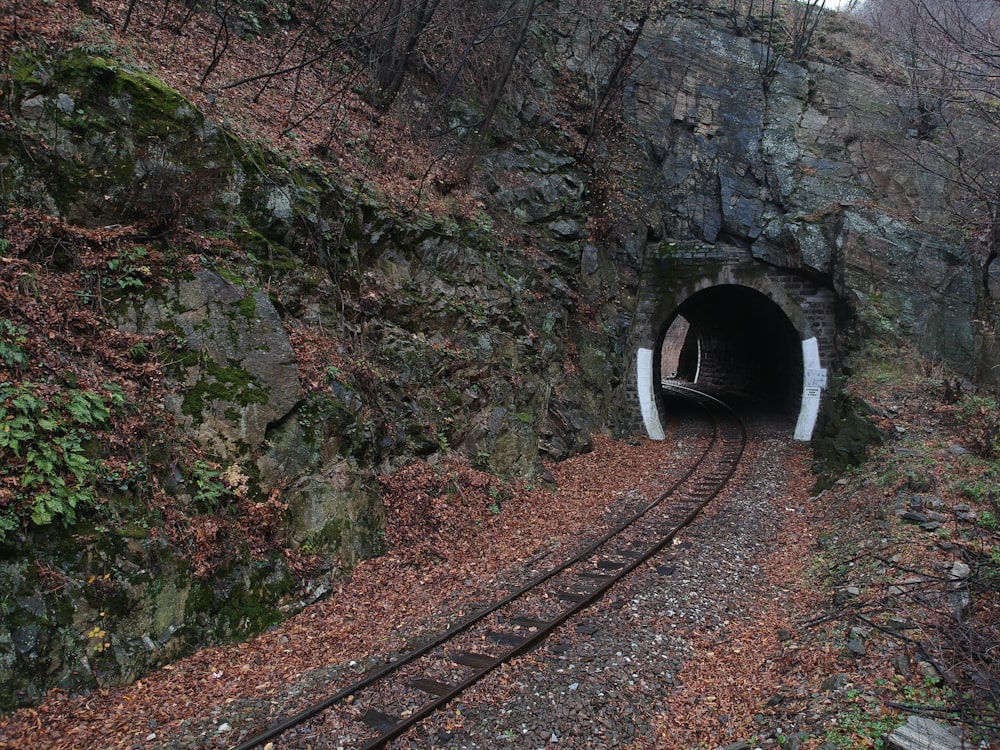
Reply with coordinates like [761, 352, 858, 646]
[555, 11, 985, 377]
[0, 47, 613, 706]
[121, 270, 303, 459]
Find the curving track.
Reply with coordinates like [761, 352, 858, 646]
[234, 386, 746, 750]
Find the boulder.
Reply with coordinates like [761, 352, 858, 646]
[121, 269, 302, 460]
[884, 715, 970, 750]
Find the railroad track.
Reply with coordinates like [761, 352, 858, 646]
[234, 385, 745, 750]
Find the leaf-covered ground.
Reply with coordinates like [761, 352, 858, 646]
[2, 356, 998, 749]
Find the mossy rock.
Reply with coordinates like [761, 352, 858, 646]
[285, 459, 386, 563]
[119, 269, 302, 460]
[183, 555, 292, 642]
[812, 390, 885, 489]
[4, 49, 214, 227]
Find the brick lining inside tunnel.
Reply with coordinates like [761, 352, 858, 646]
[662, 285, 804, 410]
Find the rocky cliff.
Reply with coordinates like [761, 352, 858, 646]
[552, 9, 989, 375]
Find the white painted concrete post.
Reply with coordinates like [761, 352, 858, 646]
[637, 347, 666, 440]
[794, 337, 826, 441]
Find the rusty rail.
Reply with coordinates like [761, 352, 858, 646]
[233, 386, 745, 749]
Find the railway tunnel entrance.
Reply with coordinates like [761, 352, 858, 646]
[660, 285, 803, 413]
[630, 254, 837, 442]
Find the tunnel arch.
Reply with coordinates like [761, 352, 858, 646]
[658, 283, 804, 407]
[634, 273, 830, 442]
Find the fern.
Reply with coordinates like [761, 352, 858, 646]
[0, 381, 123, 541]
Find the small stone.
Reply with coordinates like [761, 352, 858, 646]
[821, 674, 848, 691]
[549, 219, 581, 238]
[891, 654, 911, 676]
[847, 638, 866, 656]
[950, 561, 971, 583]
[56, 93, 75, 114]
[901, 511, 928, 524]
[20, 94, 46, 121]
[949, 444, 968, 455]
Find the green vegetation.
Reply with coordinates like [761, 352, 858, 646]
[180, 358, 269, 417]
[822, 690, 899, 749]
[188, 460, 228, 513]
[0, 380, 125, 541]
[77, 245, 150, 306]
[950, 460, 999, 503]
[978, 510, 998, 531]
[0, 319, 29, 369]
[873, 444, 937, 493]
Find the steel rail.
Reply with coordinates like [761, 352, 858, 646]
[233, 387, 745, 750]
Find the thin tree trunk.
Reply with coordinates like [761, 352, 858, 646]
[477, 0, 543, 137]
[378, 0, 443, 109]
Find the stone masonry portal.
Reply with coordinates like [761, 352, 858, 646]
[627, 244, 838, 441]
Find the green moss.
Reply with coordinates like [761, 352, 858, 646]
[183, 556, 291, 641]
[7, 53, 47, 89]
[314, 517, 348, 550]
[214, 266, 246, 286]
[117, 522, 151, 540]
[112, 68, 195, 136]
[237, 293, 257, 319]
[10, 50, 196, 138]
[181, 358, 269, 418]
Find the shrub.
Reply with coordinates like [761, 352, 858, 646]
[0, 381, 124, 540]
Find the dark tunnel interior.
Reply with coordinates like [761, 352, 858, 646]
[657, 284, 804, 417]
